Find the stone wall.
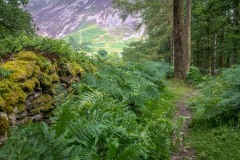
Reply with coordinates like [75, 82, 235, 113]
[0, 51, 84, 144]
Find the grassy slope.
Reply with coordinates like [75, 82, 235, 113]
[63, 23, 139, 53]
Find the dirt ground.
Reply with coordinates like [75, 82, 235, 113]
[171, 90, 196, 160]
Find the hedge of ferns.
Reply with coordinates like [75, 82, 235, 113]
[0, 36, 173, 160]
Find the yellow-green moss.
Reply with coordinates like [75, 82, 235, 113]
[49, 63, 57, 74]
[0, 97, 11, 113]
[20, 77, 40, 92]
[32, 94, 52, 106]
[15, 51, 38, 61]
[0, 96, 6, 108]
[0, 51, 83, 116]
[0, 80, 27, 107]
[31, 94, 53, 113]
[49, 73, 60, 83]
[65, 61, 85, 76]
[13, 103, 26, 113]
[0, 116, 9, 136]
[2, 60, 36, 81]
[33, 66, 41, 78]
[40, 72, 53, 86]
[36, 57, 52, 74]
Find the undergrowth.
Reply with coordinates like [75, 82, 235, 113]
[190, 66, 240, 159]
[191, 66, 240, 126]
[191, 126, 240, 160]
[0, 42, 175, 160]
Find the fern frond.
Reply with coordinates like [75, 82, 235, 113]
[0, 66, 13, 78]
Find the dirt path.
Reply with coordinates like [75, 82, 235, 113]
[171, 90, 196, 160]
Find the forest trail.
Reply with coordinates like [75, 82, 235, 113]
[170, 83, 196, 160]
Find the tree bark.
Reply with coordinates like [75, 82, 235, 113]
[220, 28, 224, 68]
[173, 0, 187, 80]
[231, 0, 239, 65]
[186, 0, 192, 72]
[211, 33, 217, 76]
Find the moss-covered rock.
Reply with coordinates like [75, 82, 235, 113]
[0, 51, 84, 140]
[0, 116, 9, 136]
[61, 61, 85, 76]
[0, 80, 27, 113]
[30, 94, 53, 114]
[20, 77, 40, 92]
[40, 72, 53, 87]
[13, 103, 26, 114]
[1, 61, 36, 81]
[15, 51, 38, 61]
[0, 97, 6, 109]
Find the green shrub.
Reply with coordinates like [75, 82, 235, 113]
[192, 66, 240, 125]
[187, 66, 206, 85]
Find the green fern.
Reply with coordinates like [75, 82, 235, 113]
[0, 66, 12, 78]
[192, 66, 240, 125]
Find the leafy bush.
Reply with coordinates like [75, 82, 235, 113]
[187, 66, 206, 85]
[192, 66, 240, 125]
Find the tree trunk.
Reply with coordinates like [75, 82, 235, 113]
[196, 39, 199, 67]
[211, 33, 217, 76]
[207, 23, 211, 74]
[186, 0, 192, 72]
[232, 0, 239, 65]
[173, 0, 187, 80]
[220, 28, 224, 68]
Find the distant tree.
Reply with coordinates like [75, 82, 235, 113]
[191, 0, 240, 74]
[114, 0, 188, 79]
[97, 49, 108, 57]
[0, 0, 34, 38]
[68, 36, 93, 52]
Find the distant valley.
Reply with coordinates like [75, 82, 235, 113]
[27, 0, 142, 52]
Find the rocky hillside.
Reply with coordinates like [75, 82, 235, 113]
[27, 0, 141, 38]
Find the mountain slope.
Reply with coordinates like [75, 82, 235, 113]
[27, 0, 141, 39]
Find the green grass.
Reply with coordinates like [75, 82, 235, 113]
[142, 80, 192, 121]
[191, 126, 240, 160]
[63, 24, 138, 53]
